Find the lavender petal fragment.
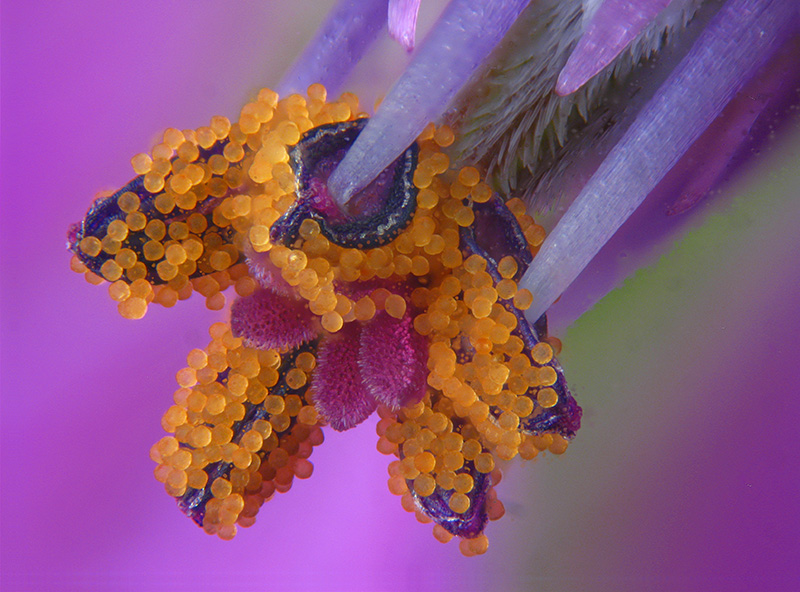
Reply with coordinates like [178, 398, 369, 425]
[521, 0, 799, 323]
[328, 0, 531, 206]
[661, 36, 800, 216]
[276, 0, 389, 97]
[388, 0, 422, 51]
[556, 0, 672, 96]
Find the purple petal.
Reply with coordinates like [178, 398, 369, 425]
[358, 310, 428, 408]
[312, 323, 377, 431]
[521, 0, 799, 323]
[556, 0, 672, 96]
[276, 0, 388, 97]
[328, 0, 530, 205]
[388, 0, 422, 51]
[230, 289, 318, 351]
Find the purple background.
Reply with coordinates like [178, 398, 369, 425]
[2, 2, 798, 591]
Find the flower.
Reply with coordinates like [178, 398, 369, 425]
[3, 0, 798, 588]
[65, 0, 798, 561]
[68, 86, 581, 556]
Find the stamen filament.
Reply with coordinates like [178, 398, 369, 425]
[520, 0, 799, 323]
[328, 0, 530, 207]
[276, 0, 388, 97]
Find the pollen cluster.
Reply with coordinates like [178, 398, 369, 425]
[353, 136, 571, 554]
[70, 84, 363, 318]
[71, 83, 579, 557]
[151, 322, 323, 539]
[253, 118, 572, 555]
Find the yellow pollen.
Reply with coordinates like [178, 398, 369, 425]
[320, 311, 343, 333]
[413, 474, 436, 497]
[537, 388, 558, 408]
[531, 342, 553, 365]
[384, 294, 407, 319]
[71, 88, 574, 543]
[448, 492, 470, 514]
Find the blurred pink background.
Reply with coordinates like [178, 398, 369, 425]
[2, 2, 798, 591]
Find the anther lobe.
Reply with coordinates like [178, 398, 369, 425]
[271, 118, 418, 249]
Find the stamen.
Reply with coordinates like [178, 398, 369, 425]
[520, 0, 799, 322]
[328, 0, 531, 206]
[153, 327, 324, 538]
[270, 119, 419, 249]
[276, 0, 388, 97]
[70, 85, 582, 551]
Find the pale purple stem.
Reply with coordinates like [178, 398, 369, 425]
[388, 0, 422, 51]
[663, 35, 800, 217]
[521, 0, 799, 323]
[276, 0, 388, 98]
[328, 0, 531, 207]
[556, 0, 672, 96]
[663, 85, 771, 216]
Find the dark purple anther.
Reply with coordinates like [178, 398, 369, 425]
[460, 194, 582, 440]
[467, 195, 532, 271]
[270, 119, 418, 249]
[68, 140, 237, 283]
[177, 343, 318, 527]
[521, 371, 583, 440]
[408, 460, 491, 539]
[69, 175, 153, 275]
